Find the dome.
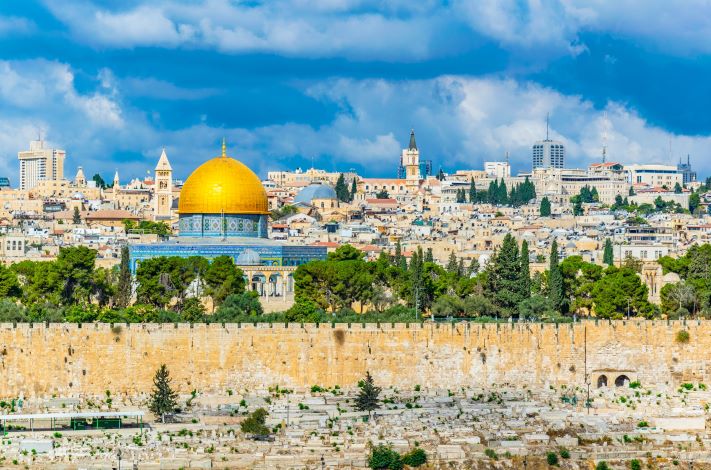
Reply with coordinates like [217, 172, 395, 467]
[178, 153, 268, 215]
[294, 182, 337, 205]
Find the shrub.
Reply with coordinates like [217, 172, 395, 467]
[630, 459, 641, 470]
[596, 462, 610, 470]
[676, 330, 690, 344]
[546, 452, 559, 466]
[401, 448, 426, 467]
[559, 448, 570, 459]
[484, 448, 498, 460]
[629, 381, 641, 389]
[368, 445, 402, 470]
[240, 408, 270, 436]
[637, 421, 649, 428]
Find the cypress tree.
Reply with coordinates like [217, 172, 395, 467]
[468, 178, 476, 204]
[487, 180, 497, 204]
[487, 234, 523, 315]
[72, 206, 81, 224]
[603, 238, 614, 266]
[335, 173, 348, 202]
[424, 247, 434, 264]
[540, 196, 552, 216]
[394, 241, 403, 267]
[446, 251, 459, 274]
[457, 258, 465, 277]
[468, 257, 480, 276]
[148, 364, 178, 423]
[548, 240, 564, 311]
[520, 240, 531, 298]
[497, 179, 508, 205]
[115, 245, 132, 308]
[355, 371, 381, 415]
[350, 178, 358, 201]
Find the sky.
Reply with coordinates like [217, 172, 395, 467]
[1, 0, 711, 183]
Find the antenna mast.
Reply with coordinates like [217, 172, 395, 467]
[546, 113, 550, 140]
[602, 111, 608, 163]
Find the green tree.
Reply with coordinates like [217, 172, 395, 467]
[355, 371, 381, 415]
[424, 247, 434, 263]
[401, 448, 426, 467]
[240, 408, 270, 436]
[72, 206, 81, 224]
[468, 178, 476, 204]
[540, 196, 552, 216]
[204, 256, 245, 307]
[335, 173, 350, 202]
[520, 240, 531, 298]
[55, 246, 98, 305]
[446, 251, 459, 275]
[689, 192, 701, 214]
[0, 264, 21, 299]
[148, 364, 178, 423]
[350, 178, 358, 200]
[115, 246, 132, 308]
[92, 173, 107, 189]
[375, 189, 390, 199]
[548, 240, 564, 312]
[603, 238, 614, 266]
[368, 445, 402, 470]
[592, 266, 652, 319]
[674, 182, 683, 194]
[486, 234, 525, 316]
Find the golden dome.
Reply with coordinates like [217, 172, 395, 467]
[178, 152, 268, 215]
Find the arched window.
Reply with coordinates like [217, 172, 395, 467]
[615, 375, 630, 387]
[597, 375, 608, 388]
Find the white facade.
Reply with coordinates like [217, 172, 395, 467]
[18, 140, 66, 190]
[484, 161, 511, 179]
[625, 164, 682, 188]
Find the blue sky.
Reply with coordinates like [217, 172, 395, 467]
[1, 0, 711, 183]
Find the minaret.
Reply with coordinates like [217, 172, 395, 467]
[401, 129, 421, 183]
[154, 148, 173, 220]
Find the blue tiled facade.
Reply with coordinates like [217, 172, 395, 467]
[129, 241, 327, 273]
[178, 213, 268, 238]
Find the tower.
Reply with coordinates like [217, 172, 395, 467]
[74, 167, 86, 187]
[154, 148, 173, 220]
[18, 138, 66, 190]
[113, 170, 120, 188]
[401, 129, 421, 182]
[532, 114, 565, 170]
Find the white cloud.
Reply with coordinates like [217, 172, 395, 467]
[0, 16, 34, 36]
[0, 60, 709, 188]
[42, 0, 711, 59]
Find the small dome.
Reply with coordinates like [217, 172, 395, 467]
[178, 153, 268, 215]
[294, 182, 337, 205]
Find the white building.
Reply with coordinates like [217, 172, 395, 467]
[18, 140, 66, 190]
[484, 161, 511, 179]
[625, 164, 683, 188]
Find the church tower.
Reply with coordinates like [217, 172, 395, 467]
[74, 166, 86, 187]
[154, 148, 173, 220]
[401, 129, 421, 182]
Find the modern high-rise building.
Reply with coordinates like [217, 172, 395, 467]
[532, 140, 565, 170]
[677, 155, 697, 185]
[18, 140, 66, 190]
[532, 116, 565, 170]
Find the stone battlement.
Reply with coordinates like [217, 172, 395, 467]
[0, 320, 705, 397]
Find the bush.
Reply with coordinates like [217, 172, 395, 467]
[630, 459, 641, 470]
[596, 461, 610, 470]
[559, 448, 570, 459]
[240, 408, 270, 436]
[676, 330, 690, 344]
[484, 448, 498, 460]
[368, 445, 402, 470]
[546, 452, 559, 466]
[401, 448, 426, 467]
[629, 381, 641, 389]
[637, 421, 649, 428]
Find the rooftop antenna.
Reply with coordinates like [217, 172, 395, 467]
[505, 151, 510, 165]
[546, 113, 550, 141]
[221, 137, 227, 158]
[602, 111, 608, 163]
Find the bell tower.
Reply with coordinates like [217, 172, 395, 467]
[401, 129, 421, 182]
[154, 148, 173, 220]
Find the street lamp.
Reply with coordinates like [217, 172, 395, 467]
[117, 449, 122, 470]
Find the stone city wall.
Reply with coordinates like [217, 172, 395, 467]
[0, 321, 706, 398]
